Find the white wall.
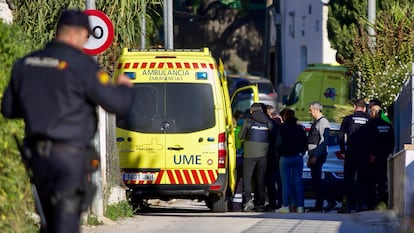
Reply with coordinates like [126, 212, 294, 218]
[0, 0, 12, 24]
[280, 0, 337, 87]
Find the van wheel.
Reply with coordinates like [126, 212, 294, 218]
[131, 198, 151, 214]
[128, 193, 149, 214]
[207, 194, 228, 212]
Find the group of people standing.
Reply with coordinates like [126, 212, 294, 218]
[237, 101, 334, 213]
[237, 98, 395, 214]
[338, 99, 395, 213]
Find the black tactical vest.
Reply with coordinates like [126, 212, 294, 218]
[308, 117, 323, 145]
[246, 119, 270, 143]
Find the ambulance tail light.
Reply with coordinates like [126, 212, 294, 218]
[218, 133, 227, 168]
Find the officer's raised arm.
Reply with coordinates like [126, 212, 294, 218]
[85, 67, 134, 117]
[116, 73, 133, 87]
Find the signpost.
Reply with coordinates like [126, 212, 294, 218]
[83, 9, 114, 55]
[83, 6, 113, 218]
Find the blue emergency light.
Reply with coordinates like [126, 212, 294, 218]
[196, 72, 208, 80]
[124, 72, 136, 80]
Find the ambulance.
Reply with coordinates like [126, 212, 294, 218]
[113, 48, 259, 212]
[283, 64, 353, 122]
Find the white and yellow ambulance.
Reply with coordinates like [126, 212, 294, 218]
[113, 48, 258, 212]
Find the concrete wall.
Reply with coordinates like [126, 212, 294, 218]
[389, 147, 414, 217]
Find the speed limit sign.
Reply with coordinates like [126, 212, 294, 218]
[83, 10, 114, 55]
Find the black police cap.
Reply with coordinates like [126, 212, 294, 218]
[368, 99, 382, 108]
[57, 9, 92, 35]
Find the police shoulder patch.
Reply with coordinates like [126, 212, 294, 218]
[97, 70, 110, 85]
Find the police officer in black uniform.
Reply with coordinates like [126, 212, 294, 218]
[338, 99, 369, 213]
[366, 100, 395, 210]
[1, 9, 134, 233]
[239, 103, 273, 212]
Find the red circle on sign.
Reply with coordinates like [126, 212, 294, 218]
[83, 10, 114, 55]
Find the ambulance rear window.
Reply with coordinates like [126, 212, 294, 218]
[285, 81, 302, 105]
[116, 83, 215, 133]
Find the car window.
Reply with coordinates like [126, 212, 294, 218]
[231, 89, 254, 116]
[256, 82, 275, 94]
[117, 83, 215, 133]
[327, 130, 339, 146]
[286, 81, 302, 105]
[227, 78, 249, 95]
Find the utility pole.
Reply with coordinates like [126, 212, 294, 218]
[263, 0, 271, 80]
[141, 1, 146, 48]
[86, 0, 95, 10]
[367, 0, 376, 49]
[85, 0, 105, 218]
[164, 0, 173, 49]
[274, 0, 282, 85]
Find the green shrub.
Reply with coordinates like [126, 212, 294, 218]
[104, 200, 134, 221]
[0, 21, 37, 233]
[86, 215, 103, 226]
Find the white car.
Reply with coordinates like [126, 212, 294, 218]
[227, 74, 278, 113]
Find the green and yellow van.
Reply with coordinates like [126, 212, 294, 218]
[283, 64, 352, 122]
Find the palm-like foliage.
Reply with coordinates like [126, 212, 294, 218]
[13, 0, 163, 70]
[349, 2, 414, 108]
[328, 0, 414, 109]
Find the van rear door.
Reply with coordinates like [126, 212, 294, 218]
[163, 81, 220, 186]
[117, 56, 222, 188]
[319, 69, 349, 118]
[116, 82, 167, 185]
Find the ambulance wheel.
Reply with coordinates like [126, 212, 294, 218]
[129, 196, 149, 214]
[208, 194, 228, 213]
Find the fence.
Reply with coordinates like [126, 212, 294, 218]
[390, 63, 414, 218]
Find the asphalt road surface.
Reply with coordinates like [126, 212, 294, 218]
[81, 199, 402, 233]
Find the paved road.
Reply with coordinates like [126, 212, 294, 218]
[81, 200, 402, 233]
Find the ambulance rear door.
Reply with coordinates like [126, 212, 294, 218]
[116, 73, 168, 186]
[319, 68, 350, 118]
[161, 58, 222, 189]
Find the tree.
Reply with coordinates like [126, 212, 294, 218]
[1, 2, 162, 231]
[0, 21, 37, 233]
[328, 0, 414, 110]
[327, 0, 367, 61]
[12, 0, 163, 71]
[350, 1, 414, 109]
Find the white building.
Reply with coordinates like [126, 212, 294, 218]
[269, 0, 337, 88]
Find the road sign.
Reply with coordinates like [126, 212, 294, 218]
[83, 10, 114, 55]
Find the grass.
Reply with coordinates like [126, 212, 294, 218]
[86, 215, 103, 226]
[104, 200, 134, 221]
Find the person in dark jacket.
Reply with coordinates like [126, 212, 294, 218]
[238, 103, 274, 211]
[264, 105, 283, 211]
[1, 9, 134, 233]
[275, 109, 308, 213]
[366, 100, 395, 210]
[338, 99, 370, 213]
